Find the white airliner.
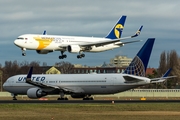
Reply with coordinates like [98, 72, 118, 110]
[3, 38, 175, 100]
[14, 15, 143, 59]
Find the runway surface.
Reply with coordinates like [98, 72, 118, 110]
[0, 100, 180, 104]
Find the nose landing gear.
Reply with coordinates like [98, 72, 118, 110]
[21, 48, 26, 56]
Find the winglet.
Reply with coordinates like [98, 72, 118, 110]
[43, 30, 46, 35]
[163, 68, 172, 77]
[26, 67, 33, 82]
[105, 15, 126, 39]
[131, 25, 143, 38]
[123, 38, 155, 77]
[150, 68, 176, 83]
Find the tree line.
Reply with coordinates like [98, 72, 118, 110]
[144, 50, 180, 89]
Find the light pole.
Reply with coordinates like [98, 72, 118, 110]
[1, 74, 2, 92]
[0, 71, 2, 92]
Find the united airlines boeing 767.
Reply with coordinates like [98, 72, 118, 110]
[3, 38, 174, 100]
[14, 15, 143, 59]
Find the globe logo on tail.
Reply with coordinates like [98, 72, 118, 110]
[114, 24, 124, 38]
[123, 56, 146, 77]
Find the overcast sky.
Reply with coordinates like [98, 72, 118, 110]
[0, 0, 180, 68]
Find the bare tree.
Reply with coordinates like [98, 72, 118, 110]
[55, 61, 74, 74]
[158, 50, 180, 88]
[158, 51, 167, 76]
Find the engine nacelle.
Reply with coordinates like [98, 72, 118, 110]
[27, 88, 47, 99]
[36, 50, 53, 54]
[71, 94, 86, 98]
[67, 45, 81, 53]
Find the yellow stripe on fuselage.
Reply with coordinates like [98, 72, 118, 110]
[34, 36, 54, 50]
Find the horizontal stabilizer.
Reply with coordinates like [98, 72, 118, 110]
[123, 76, 144, 83]
[150, 68, 176, 83]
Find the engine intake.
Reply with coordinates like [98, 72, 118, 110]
[67, 45, 81, 53]
[27, 88, 47, 99]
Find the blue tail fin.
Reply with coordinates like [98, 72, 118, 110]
[123, 38, 155, 76]
[105, 15, 126, 39]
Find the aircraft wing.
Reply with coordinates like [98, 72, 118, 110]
[114, 40, 142, 46]
[119, 25, 143, 40]
[25, 67, 75, 93]
[81, 25, 143, 47]
[150, 68, 176, 83]
[58, 25, 143, 49]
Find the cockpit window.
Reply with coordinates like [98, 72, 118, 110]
[17, 37, 24, 40]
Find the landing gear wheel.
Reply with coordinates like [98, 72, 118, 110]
[77, 54, 85, 59]
[83, 97, 94, 100]
[81, 54, 85, 57]
[12, 94, 17, 100]
[59, 56, 63, 59]
[13, 98, 17, 100]
[59, 54, 67, 59]
[63, 54, 67, 58]
[22, 53, 26, 56]
[57, 97, 68, 100]
[77, 55, 82, 59]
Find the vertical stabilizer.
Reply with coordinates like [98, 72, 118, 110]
[105, 16, 126, 39]
[123, 38, 155, 76]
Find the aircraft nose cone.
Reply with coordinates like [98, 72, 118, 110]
[14, 40, 18, 45]
[14, 40, 22, 47]
[3, 82, 7, 90]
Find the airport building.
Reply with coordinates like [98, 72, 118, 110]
[110, 55, 132, 67]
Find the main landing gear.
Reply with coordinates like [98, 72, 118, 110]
[12, 94, 17, 100]
[21, 48, 26, 56]
[59, 51, 67, 59]
[77, 54, 85, 59]
[57, 91, 68, 100]
[77, 51, 85, 59]
[83, 95, 94, 100]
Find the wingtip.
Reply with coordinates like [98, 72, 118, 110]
[163, 68, 172, 77]
[43, 30, 46, 35]
[27, 67, 33, 79]
[139, 25, 143, 31]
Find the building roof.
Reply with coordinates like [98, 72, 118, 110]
[146, 68, 155, 75]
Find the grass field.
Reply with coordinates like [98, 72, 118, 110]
[0, 103, 180, 120]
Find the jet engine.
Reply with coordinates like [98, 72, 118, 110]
[27, 88, 47, 99]
[71, 94, 86, 98]
[67, 45, 81, 53]
[36, 50, 53, 54]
